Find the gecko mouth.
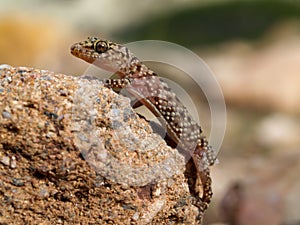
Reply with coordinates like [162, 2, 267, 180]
[70, 43, 97, 64]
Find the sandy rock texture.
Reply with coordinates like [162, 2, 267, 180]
[0, 65, 204, 224]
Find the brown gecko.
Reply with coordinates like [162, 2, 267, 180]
[71, 37, 216, 219]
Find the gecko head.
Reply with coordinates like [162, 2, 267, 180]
[71, 37, 136, 73]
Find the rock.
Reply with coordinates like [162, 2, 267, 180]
[206, 32, 300, 113]
[255, 113, 300, 151]
[219, 155, 300, 225]
[0, 65, 206, 224]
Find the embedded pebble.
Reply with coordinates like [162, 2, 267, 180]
[0, 64, 11, 70]
[1, 156, 10, 166]
[10, 156, 17, 169]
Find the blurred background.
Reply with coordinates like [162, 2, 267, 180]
[1, 0, 300, 224]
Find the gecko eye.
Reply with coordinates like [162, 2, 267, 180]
[94, 40, 109, 53]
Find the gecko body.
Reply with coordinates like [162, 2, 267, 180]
[71, 37, 216, 218]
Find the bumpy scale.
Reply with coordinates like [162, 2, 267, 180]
[71, 37, 216, 219]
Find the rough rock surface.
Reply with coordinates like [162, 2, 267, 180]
[0, 65, 204, 224]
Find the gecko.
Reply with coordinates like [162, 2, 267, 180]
[71, 37, 216, 219]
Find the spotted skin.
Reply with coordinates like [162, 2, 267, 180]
[71, 37, 216, 218]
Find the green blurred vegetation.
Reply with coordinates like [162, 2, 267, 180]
[116, 0, 300, 47]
